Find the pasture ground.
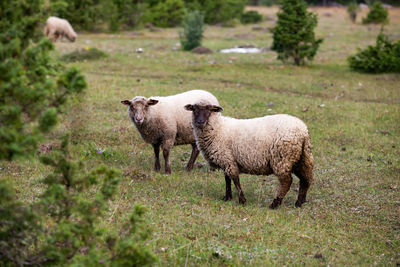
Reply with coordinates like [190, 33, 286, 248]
[2, 6, 399, 266]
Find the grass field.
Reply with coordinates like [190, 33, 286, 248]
[2, 6, 400, 266]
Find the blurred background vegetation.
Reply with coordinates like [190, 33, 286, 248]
[43, 0, 399, 32]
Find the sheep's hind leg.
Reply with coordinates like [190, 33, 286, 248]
[222, 174, 232, 201]
[185, 144, 199, 172]
[270, 173, 293, 209]
[162, 140, 174, 174]
[152, 143, 161, 172]
[231, 175, 246, 205]
[294, 164, 313, 208]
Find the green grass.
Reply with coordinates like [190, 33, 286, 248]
[1, 7, 399, 266]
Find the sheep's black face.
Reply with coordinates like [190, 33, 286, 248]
[121, 98, 158, 125]
[185, 104, 223, 129]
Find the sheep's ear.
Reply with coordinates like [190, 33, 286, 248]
[147, 99, 159, 106]
[210, 105, 223, 112]
[184, 104, 193, 111]
[121, 100, 131, 106]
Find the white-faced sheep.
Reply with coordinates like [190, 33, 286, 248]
[121, 90, 219, 174]
[44, 16, 77, 42]
[185, 100, 314, 209]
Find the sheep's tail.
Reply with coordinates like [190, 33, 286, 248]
[300, 135, 314, 184]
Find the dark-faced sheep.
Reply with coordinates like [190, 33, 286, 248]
[121, 90, 219, 174]
[44, 16, 77, 42]
[185, 100, 314, 209]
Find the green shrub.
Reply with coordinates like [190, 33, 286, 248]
[241, 10, 263, 24]
[113, 0, 148, 29]
[46, 0, 69, 18]
[347, 1, 360, 23]
[145, 0, 185, 27]
[180, 10, 205, 51]
[1, 136, 157, 266]
[102, 0, 121, 32]
[362, 1, 389, 24]
[260, 0, 275, 6]
[184, 0, 246, 25]
[271, 0, 323, 65]
[60, 47, 108, 62]
[247, 0, 276, 5]
[348, 31, 400, 73]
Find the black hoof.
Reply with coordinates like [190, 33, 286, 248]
[295, 199, 306, 208]
[269, 198, 282, 209]
[238, 197, 246, 205]
[221, 195, 232, 201]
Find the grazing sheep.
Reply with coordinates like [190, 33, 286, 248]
[44, 16, 77, 42]
[121, 90, 219, 174]
[185, 100, 314, 209]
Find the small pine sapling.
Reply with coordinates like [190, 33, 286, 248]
[180, 10, 205, 51]
[347, 1, 360, 23]
[271, 0, 323, 65]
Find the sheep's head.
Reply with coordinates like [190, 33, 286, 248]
[185, 101, 223, 129]
[67, 32, 77, 42]
[121, 97, 159, 125]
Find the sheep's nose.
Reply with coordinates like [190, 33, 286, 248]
[135, 116, 143, 123]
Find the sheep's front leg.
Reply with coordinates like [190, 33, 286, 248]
[48, 29, 58, 42]
[270, 173, 293, 209]
[231, 175, 246, 205]
[53, 33, 60, 42]
[152, 143, 161, 172]
[162, 139, 174, 174]
[185, 144, 199, 172]
[222, 174, 232, 201]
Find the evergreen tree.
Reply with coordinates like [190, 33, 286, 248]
[347, 1, 360, 23]
[362, 1, 389, 24]
[180, 10, 205, 51]
[0, 1, 157, 265]
[0, 0, 87, 161]
[271, 0, 323, 65]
